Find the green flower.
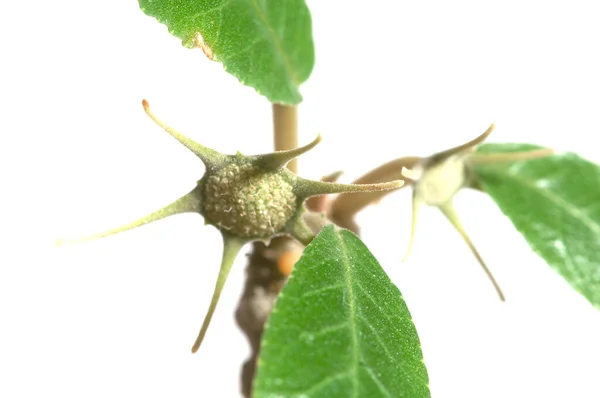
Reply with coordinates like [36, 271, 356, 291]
[58, 100, 404, 353]
[330, 124, 555, 301]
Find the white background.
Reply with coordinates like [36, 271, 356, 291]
[2, 0, 600, 397]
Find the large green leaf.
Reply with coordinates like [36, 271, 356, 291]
[474, 143, 600, 308]
[253, 225, 429, 398]
[138, 0, 314, 104]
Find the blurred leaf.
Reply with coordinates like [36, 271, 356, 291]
[254, 225, 429, 398]
[139, 0, 314, 104]
[474, 143, 600, 308]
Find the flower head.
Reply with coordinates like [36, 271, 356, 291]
[58, 99, 405, 352]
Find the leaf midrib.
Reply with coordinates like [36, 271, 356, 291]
[247, 0, 299, 86]
[483, 166, 600, 236]
[336, 229, 360, 397]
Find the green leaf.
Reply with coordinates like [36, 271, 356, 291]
[253, 225, 430, 398]
[138, 0, 315, 104]
[474, 143, 600, 308]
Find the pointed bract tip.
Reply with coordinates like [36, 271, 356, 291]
[299, 177, 405, 198]
[255, 134, 323, 170]
[342, 179, 405, 193]
[190, 237, 245, 354]
[297, 134, 322, 153]
[381, 179, 404, 190]
[482, 123, 495, 140]
[140, 98, 225, 167]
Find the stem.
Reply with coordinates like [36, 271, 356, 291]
[235, 240, 291, 398]
[272, 104, 299, 172]
[328, 156, 420, 234]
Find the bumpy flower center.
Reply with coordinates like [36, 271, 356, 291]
[201, 163, 297, 238]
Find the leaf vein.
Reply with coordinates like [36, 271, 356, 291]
[247, 0, 299, 85]
[336, 230, 360, 397]
[223, 37, 263, 59]
[190, 0, 232, 23]
[358, 312, 396, 364]
[493, 167, 600, 236]
[300, 372, 352, 397]
[300, 283, 345, 298]
[362, 364, 393, 398]
[301, 321, 349, 340]
[356, 283, 400, 325]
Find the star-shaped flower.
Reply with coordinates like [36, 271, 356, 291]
[330, 124, 554, 300]
[58, 100, 405, 352]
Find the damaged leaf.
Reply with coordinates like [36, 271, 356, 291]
[138, 0, 315, 104]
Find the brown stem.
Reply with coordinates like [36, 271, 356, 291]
[272, 104, 299, 173]
[236, 104, 300, 397]
[328, 156, 420, 234]
[235, 239, 294, 398]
